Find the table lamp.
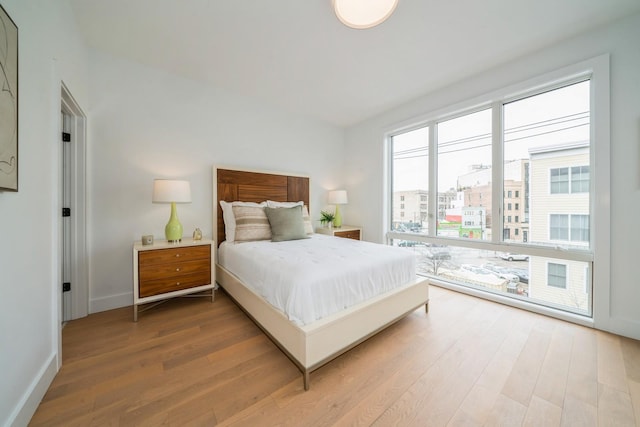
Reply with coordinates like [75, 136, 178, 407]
[152, 179, 191, 242]
[328, 190, 348, 228]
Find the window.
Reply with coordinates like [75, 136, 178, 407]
[550, 214, 589, 242]
[550, 168, 569, 194]
[391, 127, 428, 233]
[437, 109, 491, 241]
[551, 166, 589, 194]
[570, 214, 589, 242]
[388, 61, 605, 319]
[548, 263, 567, 288]
[571, 166, 590, 193]
[550, 214, 569, 240]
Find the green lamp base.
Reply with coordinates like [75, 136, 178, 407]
[333, 204, 343, 228]
[165, 202, 183, 242]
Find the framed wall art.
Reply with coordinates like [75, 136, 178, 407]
[0, 4, 17, 192]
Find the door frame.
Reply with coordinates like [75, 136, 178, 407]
[60, 82, 88, 326]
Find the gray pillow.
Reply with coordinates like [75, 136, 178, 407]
[264, 205, 309, 242]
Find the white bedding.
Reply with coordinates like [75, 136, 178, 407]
[218, 234, 416, 326]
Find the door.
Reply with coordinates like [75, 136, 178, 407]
[61, 111, 72, 322]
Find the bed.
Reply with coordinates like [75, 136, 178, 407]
[213, 166, 429, 390]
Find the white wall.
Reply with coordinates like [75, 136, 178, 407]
[343, 13, 640, 340]
[86, 50, 345, 312]
[0, 1, 89, 426]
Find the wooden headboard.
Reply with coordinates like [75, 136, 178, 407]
[214, 167, 310, 246]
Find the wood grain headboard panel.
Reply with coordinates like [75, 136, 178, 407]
[215, 168, 309, 246]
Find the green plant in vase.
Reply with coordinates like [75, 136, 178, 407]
[320, 210, 335, 228]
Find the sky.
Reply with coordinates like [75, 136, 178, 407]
[392, 80, 590, 192]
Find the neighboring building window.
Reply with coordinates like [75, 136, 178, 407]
[571, 214, 590, 242]
[548, 263, 567, 288]
[550, 214, 589, 242]
[400, 196, 405, 201]
[550, 168, 569, 194]
[515, 203, 519, 210]
[571, 166, 590, 193]
[515, 228, 519, 236]
[515, 216, 519, 223]
[515, 190, 519, 197]
[508, 203, 512, 210]
[508, 190, 512, 198]
[550, 214, 569, 240]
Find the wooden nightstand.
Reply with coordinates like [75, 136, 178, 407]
[316, 225, 362, 240]
[132, 239, 215, 321]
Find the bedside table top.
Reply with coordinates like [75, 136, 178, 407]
[316, 225, 361, 233]
[133, 238, 214, 251]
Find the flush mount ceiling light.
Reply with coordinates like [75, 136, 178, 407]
[333, 0, 399, 29]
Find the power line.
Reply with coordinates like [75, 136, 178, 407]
[393, 111, 590, 157]
[394, 121, 590, 160]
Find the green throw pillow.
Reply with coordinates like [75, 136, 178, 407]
[264, 205, 309, 242]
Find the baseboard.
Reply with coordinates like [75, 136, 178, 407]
[7, 354, 57, 427]
[89, 291, 132, 314]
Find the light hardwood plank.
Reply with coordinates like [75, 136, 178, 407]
[522, 395, 562, 426]
[28, 286, 640, 426]
[597, 383, 636, 427]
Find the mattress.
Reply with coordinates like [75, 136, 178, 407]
[218, 234, 416, 326]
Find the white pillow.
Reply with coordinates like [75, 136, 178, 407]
[266, 200, 313, 234]
[265, 200, 303, 208]
[220, 201, 266, 243]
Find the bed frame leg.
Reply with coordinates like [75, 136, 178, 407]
[303, 371, 310, 391]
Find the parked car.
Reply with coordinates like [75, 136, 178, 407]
[505, 268, 529, 284]
[481, 264, 519, 283]
[500, 253, 529, 261]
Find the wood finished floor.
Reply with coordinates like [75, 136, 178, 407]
[30, 286, 640, 426]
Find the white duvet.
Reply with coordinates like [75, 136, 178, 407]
[218, 234, 416, 326]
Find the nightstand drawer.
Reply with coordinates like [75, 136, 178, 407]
[138, 245, 210, 266]
[138, 258, 211, 282]
[139, 271, 212, 298]
[334, 230, 361, 240]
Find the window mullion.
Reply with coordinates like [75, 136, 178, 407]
[428, 122, 437, 237]
[491, 101, 503, 244]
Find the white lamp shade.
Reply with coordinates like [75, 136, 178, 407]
[152, 179, 192, 203]
[333, 0, 398, 29]
[328, 190, 348, 205]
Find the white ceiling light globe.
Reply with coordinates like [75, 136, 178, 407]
[333, 0, 399, 29]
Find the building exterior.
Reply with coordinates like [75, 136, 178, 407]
[528, 142, 590, 312]
[392, 189, 428, 231]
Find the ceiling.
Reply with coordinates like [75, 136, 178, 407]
[69, 0, 640, 128]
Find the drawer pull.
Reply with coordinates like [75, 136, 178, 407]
[176, 268, 181, 272]
[176, 282, 181, 286]
[175, 254, 181, 258]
